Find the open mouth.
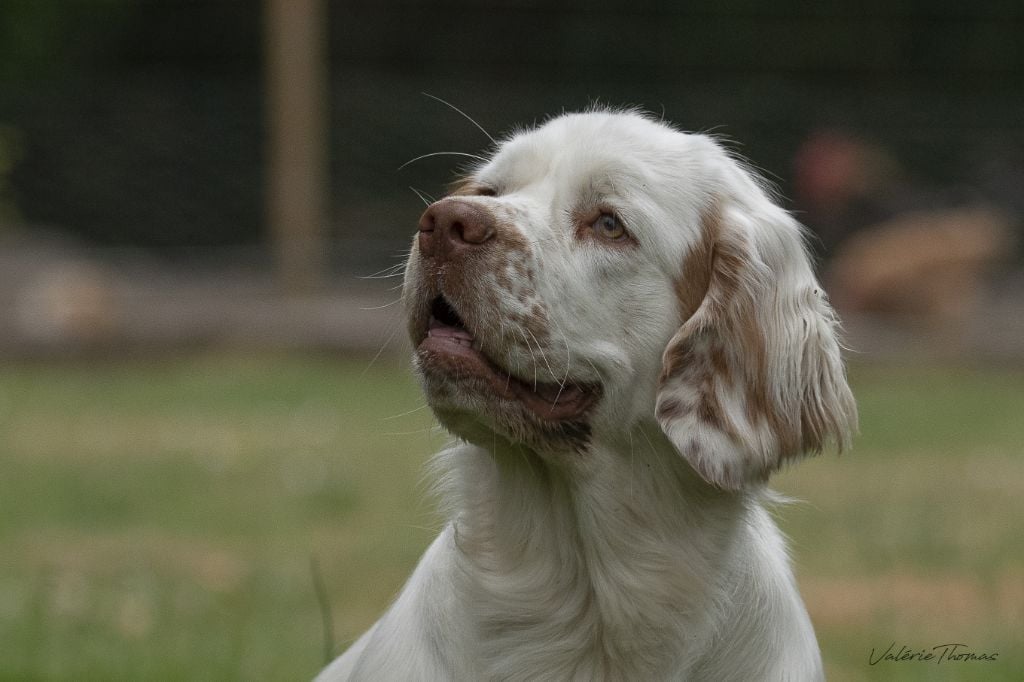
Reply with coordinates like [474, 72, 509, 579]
[416, 296, 597, 421]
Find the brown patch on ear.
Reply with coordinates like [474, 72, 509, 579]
[692, 338, 743, 446]
[675, 203, 718, 321]
[672, 202, 757, 332]
[660, 203, 805, 486]
[660, 331, 692, 384]
[708, 343, 731, 384]
[660, 196, 856, 488]
[710, 228, 786, 450]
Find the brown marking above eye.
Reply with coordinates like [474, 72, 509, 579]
[448, 178, 497, 197]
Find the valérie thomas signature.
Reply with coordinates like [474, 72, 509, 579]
[869, 642, 999, 665]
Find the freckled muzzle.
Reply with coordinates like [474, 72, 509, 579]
[408, 199, 600, 424]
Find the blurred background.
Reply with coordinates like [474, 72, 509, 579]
[0, 1, 1021, 680]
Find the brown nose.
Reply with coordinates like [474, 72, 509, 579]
[417, 199, 495, 259]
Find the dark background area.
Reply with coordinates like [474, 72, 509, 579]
[1, 0, 1021, 262]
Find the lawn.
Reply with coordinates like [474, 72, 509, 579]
[0, 353, 1021, 680]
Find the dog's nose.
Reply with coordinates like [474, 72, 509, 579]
[418, 199, 495, 258]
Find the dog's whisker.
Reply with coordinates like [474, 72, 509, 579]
[636, 423, 659, 456]
[381, 427, 437, 437]
[359, 262, 408, 280]
[360, 297, 403, 311]
[544, 316, 575, 387]
[382, 403, 431, 421]
[359, 272, 404, 280]
[525, 328, 556, 384]
[398, 151, 487, 172]
[514, 327, 541, 390]
[360, 313, 405, 378]
[421, 92, 497, 145]
[409, 186, 436, 206]
[583, 357, 603, 382]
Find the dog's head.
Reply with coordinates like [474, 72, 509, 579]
[405, 110, 856, 487]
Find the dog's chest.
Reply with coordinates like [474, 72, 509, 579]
[458, 512, 725, 680]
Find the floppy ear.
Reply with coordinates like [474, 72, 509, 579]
[656, 194, 857, 490]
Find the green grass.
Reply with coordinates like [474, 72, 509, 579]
[1, 354, 1021, 680]
[774, 363, 1024, 681]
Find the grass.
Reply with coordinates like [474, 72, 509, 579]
[0, 353, 1021, 680]
[774, 363, 1024, 681]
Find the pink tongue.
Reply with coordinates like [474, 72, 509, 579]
[428, 318, 475, 341]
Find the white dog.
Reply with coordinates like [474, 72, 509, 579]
[318, 110, 856, 681]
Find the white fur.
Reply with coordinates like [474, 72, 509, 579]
[318, 110, 856, 681]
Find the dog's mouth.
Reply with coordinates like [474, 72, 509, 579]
[415, 296, 598, 422]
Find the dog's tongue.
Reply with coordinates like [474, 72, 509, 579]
[428, 317, 475, 342]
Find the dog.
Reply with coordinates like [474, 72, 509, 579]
[318, 110, 857, 681]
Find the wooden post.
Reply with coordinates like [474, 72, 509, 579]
[264, 0, 328, 292]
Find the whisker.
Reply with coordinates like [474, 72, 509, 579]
[409, 186, 436, 206]
[637, 425, 660, 456]
[360, 297, 404, 311]
[382, 403, 431, 421]
[544, 320, 576, 412]
[398, 151, 487, 172]
[494, 320, 516, 389]
[422, 92, 497, 145]
[516, 327, 540, 390]
[550, 386, 565, 413]
[359, 271, 403, 280]
[361, 317, 403, 377]
[550, 365, 572, 408]
[358, 263, 407, 280]
[544, 314, 575, 387]
[525, 327, 556, 384]
[383, 428, 437, 437]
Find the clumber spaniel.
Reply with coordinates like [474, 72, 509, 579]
[318, 110, 857, 681]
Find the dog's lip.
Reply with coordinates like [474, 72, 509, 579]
[417, 316, 598, 422]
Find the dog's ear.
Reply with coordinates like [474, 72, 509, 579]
[656, 192, 857, 490]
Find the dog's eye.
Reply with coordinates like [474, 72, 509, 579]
[592, 213, 626, 241]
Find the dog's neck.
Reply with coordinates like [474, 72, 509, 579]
[436, 422, 748, 679]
